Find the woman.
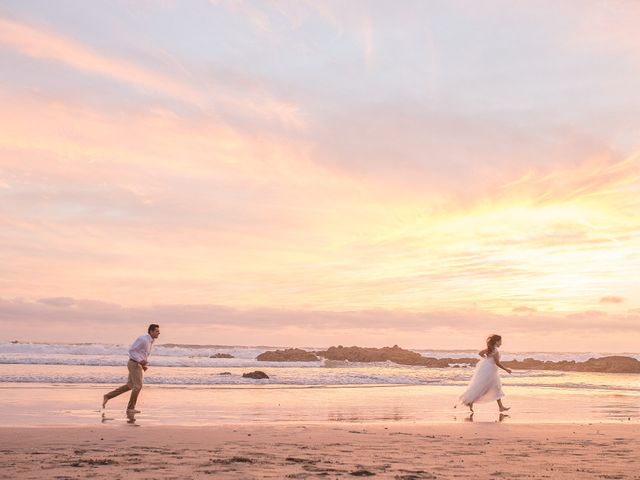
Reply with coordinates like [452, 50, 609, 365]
[458, 334, 511, 413]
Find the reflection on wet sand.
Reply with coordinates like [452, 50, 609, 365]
[101, 411, 115, 424]
[126, 411, 138, 425]
[101, 409, 138, 425]
[457, 412, 510, 423]
[1, 384, 637, 427]
[328, 406, 405, 422]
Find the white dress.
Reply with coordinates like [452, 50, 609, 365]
[458, 350, 504, 405]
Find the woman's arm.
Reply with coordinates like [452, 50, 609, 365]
[493, 352, 512, 373]
[478, 348, 488, 358]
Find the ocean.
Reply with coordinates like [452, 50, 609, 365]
[1, 342, 638, 391]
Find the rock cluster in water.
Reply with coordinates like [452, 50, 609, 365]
[503, 355, 640, 373]
[210, 353, 234, 358]
[315, 345, 478, 367]
[256, 348, 320, 362]
[242, 371, 269, 379]
[256, 345, 640, 373]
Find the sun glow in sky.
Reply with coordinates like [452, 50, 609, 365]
[1, 1, 639, 351]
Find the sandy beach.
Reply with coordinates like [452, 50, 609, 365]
[1, 383, 637, 478]
[0, 423, 638, 479]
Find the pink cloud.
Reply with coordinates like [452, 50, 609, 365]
[512, 306, 537, 313]
[1, 297, 638, 352]
[0, 17, 200, 103]
[600, 296, 625, 304]
[0, 17, 304, 129]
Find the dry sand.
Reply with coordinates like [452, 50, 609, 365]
[0, 423, 638, 479]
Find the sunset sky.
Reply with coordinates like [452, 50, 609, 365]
[1, 1, 639, 351]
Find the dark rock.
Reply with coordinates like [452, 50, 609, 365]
[254, 344, 640, 374]
[286, 457, 318, 464]
[316, 345, 478, 367]
[218, 372, 232, 375]
[350, 470, 376, 476]
[317, 345, 425, 365]
[211, 456, 253, 464]
[394, 472, 436, 479]
[210, 353, 234, 358]
[316, 345, 640, 374]
[242, 371, 269, 379]
[503, 355, 640, 373]
[581, 356, 640, 373]
[257, 348, 319, 362]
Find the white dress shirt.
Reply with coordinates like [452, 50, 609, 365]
[128, 334, 154, 363]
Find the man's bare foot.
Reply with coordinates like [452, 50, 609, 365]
[127, 409, 141, 414]
[499, 406, 510, 412]
[102, 395, 108, 409]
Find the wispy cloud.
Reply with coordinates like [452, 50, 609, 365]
[1, 297, 638, 350]
[210, 0, 376, 68]
[600, 296, 624, 304]
[0, 16, 304, 129]
[0, 17, 200, 103]
[513, 306, 537, 313]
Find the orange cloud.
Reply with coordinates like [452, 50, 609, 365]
[513, 306, 537, 313]
[2, 97, 639, 315]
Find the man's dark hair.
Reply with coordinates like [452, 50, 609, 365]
[148, 324, 160, 334]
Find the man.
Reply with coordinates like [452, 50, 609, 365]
[102, 324, 160, 413]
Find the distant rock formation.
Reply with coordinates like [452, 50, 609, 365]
[315, 345, 478, 367]
[256, 345, 640, 374]
[503, 356, 640, 374]
[242, 371, 269, 379]
[210, 353, 234, 358]
[317, 345, 426, 365]
[257, 348, 320, 362]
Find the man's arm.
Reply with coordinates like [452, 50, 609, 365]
[141, 336, 152, 370]
[129, 336, 150, 367]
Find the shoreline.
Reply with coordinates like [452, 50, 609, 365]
[1, 383, 637, 427]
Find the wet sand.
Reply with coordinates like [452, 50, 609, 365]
[1, 383, 638, 426]
[0, 423, 638, 479]
[1, 383, 638, 478]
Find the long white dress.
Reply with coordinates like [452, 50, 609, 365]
[458, 350, 504, 405]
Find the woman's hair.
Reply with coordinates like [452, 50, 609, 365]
[486, 334, 502, 353]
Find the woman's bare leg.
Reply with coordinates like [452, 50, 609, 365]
[497, 399, 510, 412]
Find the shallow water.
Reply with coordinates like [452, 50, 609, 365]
[1, 383, 638, 427]
[1, 356, 639, 391]
[1, 342, 637, 427]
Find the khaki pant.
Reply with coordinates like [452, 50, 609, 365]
[104, 360, 144, 410]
